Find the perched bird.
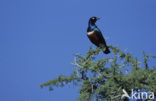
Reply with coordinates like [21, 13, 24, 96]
[87, 16, 110, 54]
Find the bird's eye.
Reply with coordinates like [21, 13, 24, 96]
[92, 18, 95, 20]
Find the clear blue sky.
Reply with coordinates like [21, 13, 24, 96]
[0, 0, 156, 101]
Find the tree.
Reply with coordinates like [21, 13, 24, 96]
[40, 45, 156, 101]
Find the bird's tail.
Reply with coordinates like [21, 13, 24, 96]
[103, 46, 110, 54]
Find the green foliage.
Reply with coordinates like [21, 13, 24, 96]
[40, 45, 156, 101]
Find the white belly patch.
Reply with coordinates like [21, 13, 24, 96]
[87, 31, 95, 35]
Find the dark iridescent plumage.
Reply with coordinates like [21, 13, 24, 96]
[87, 17, 110, 54]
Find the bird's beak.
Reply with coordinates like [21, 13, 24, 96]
[96, 17, 100, 20]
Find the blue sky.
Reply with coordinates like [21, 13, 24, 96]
[0, 0, 156, 101]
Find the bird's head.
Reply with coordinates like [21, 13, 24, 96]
[89, 16, 100, 24]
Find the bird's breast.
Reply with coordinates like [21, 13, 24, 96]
[87, 31, 98, 40]
[87, 31, 95, 35]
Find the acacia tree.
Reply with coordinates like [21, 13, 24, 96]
[40, 46, 156, 101]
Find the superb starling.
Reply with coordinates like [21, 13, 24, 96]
[87, 16, 110, 54]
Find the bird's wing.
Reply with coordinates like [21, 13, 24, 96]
[94, 28, 107, 46]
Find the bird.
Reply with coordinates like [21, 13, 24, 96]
[87, 16, 110, 54]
